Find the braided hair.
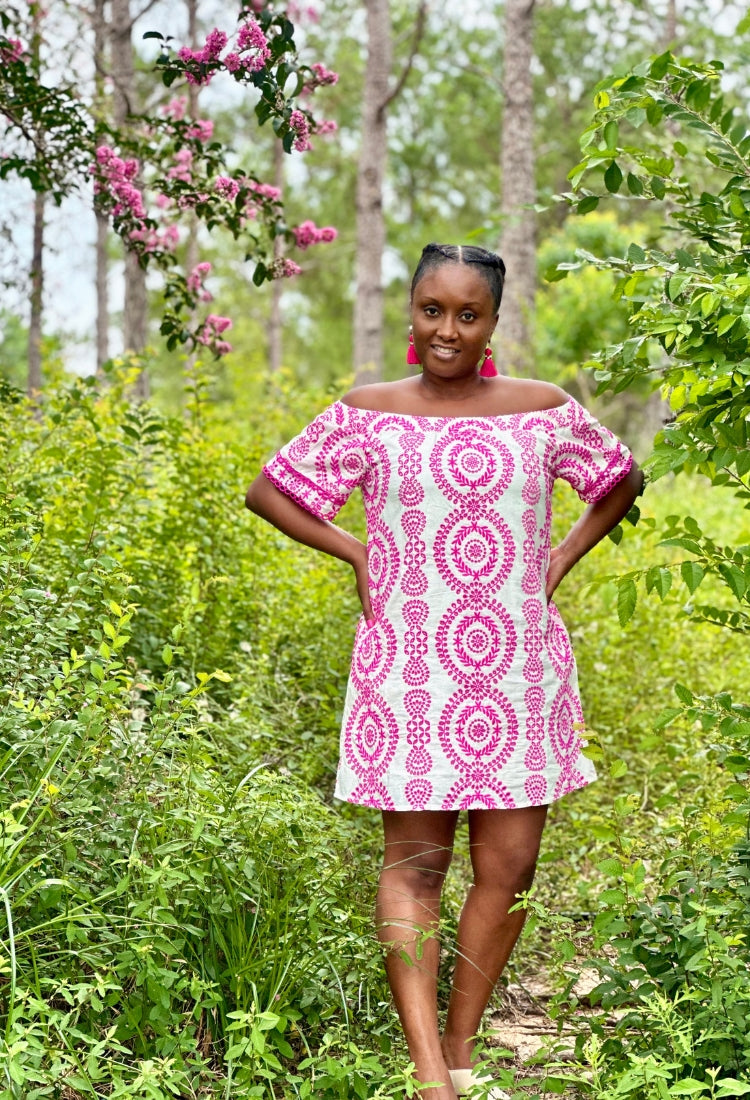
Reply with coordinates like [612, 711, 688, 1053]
[410, 243, 506, 312]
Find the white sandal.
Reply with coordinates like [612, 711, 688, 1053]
[449, 1067, 509, 1100]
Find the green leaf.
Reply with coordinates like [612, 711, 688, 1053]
[649, 51, 672, 80]
[715, 1081, 750, 1098]
[680, 561, 704, 593]
[669, 1081, 711, 1096]
[718, 562, 746, 599]
[674, 683, 694, 705]
[162, 644, 173, 666]
[651, 176, 666, 199]
[576, 195, 600, 215]
[603, 120, 619, 149]
[626, 172, 644, 196]
[617, 578, 637, 626]
[604, 160, 623, 193]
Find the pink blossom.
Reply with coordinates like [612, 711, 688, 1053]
[197, 314, 233, 355]
[242, 52, 266, 73]
[203, 28, 228, 60]
[316, 119, 338, 135]
[248, 181, 282, 201]
[289, 110, 311, 152]
[161, 96, 187, 120]
[0, 38, 25, 63]
[187, 118, 214, 142]
[281, 259, 302, 277]
[155, 193, 171, 209]
[293, 219, 337, 250]
[311, 62, 338, 85]
[92, 147, 146, 221]
[224, 52, 241, 72]
[167, 148, 193, 182]
[128, 224, 180, 253]
[215, 176, 240, 200]
[237, 18, 269, 54]
[188, 261, 212, 293]
[205, 314, 232, 334]
[287, 2, 319, 22]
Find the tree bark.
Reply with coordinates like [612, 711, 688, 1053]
[111, 0, 149, 399]
[498, 0, 536, 377]
[269, 138, 285, 374]
[27, 3, 44, 398]
[28, 190, 45, 398]
[352, 0, 392, 386]
[94, 0, 109, 373]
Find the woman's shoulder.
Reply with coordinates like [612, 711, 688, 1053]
[340, 381, 412, 412]
[489, 378, 570, 415]
[340, 378, 571, 418]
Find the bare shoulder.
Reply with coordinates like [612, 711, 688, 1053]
[491, 378, 569, 414]
[341, 380, 413, 411]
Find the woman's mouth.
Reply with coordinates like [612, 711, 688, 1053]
[431, 345, 460, 360]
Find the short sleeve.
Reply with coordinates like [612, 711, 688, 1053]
[549, 399, 634, 503]
[262, 401, 369, 521]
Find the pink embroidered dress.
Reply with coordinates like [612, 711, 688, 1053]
[263, 398, 633, 811]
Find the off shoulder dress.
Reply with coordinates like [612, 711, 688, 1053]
[263, 398, 633, 812]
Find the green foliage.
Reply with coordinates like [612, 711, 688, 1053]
[536, 47, 750, 1097]
[0, 368, 406, 1096]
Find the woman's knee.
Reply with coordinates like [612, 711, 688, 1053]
[380, 843, 453, 896]
[470, 840, 541, 896]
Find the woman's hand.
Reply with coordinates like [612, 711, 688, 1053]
[545, 546, 570, 602]
[351, 540, 374, 622]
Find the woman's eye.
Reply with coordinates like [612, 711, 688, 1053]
[424, 306, 439, 316]
[460, 312, 476, 322]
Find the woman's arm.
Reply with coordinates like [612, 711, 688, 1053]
[245, 472, 374, 621]
[545, 462, 644, 601]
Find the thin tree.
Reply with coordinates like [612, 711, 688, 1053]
[110, 0, 149, 399]
[353, 1, 426, 386]
[498, 0, 536, 377]
[93, 0, 110, 374]
[269, 138, 285, 373]
[27, 1, 45, 398]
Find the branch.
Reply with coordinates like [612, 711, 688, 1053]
[130, 0, 163, 30]
[381, 1, 427, 113]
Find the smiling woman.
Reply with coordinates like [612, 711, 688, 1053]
[244, 241, 643, 1100]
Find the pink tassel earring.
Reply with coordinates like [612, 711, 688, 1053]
[407, 330, 420, 365]
[479, 346, 497, 377]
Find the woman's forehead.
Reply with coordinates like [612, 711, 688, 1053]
[413, 263, 493, 304]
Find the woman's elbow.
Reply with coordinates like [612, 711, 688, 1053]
[245, 474, 266, 514]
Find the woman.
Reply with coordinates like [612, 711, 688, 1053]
[246, 243, 643, 1099]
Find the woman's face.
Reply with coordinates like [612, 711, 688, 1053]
[410, 263, 498, 380]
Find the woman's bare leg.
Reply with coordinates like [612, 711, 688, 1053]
[377, 809, 460, 1100]
[441, 805, 548, 1071]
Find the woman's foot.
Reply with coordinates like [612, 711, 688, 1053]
[413, 1053, 459, 1100]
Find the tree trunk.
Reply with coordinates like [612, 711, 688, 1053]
[94, 0, 109, 373]
[111, 0, 149, 399]
[498, 0, 536, 377]
[27, 4, 44, 397]
[269, 138, 285, 373]
[28, 190, 45, 397]
[352, 0, 391, 386]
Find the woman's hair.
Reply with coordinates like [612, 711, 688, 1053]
[410, 243, 506, 312]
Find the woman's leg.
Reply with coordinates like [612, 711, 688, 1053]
[441, 805, 548, 1071]
[377, 809, 460, 1099]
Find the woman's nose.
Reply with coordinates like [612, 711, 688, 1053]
[436, 314, 458, 339]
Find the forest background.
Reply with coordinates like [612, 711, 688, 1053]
[1, 1, 749, 1098]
